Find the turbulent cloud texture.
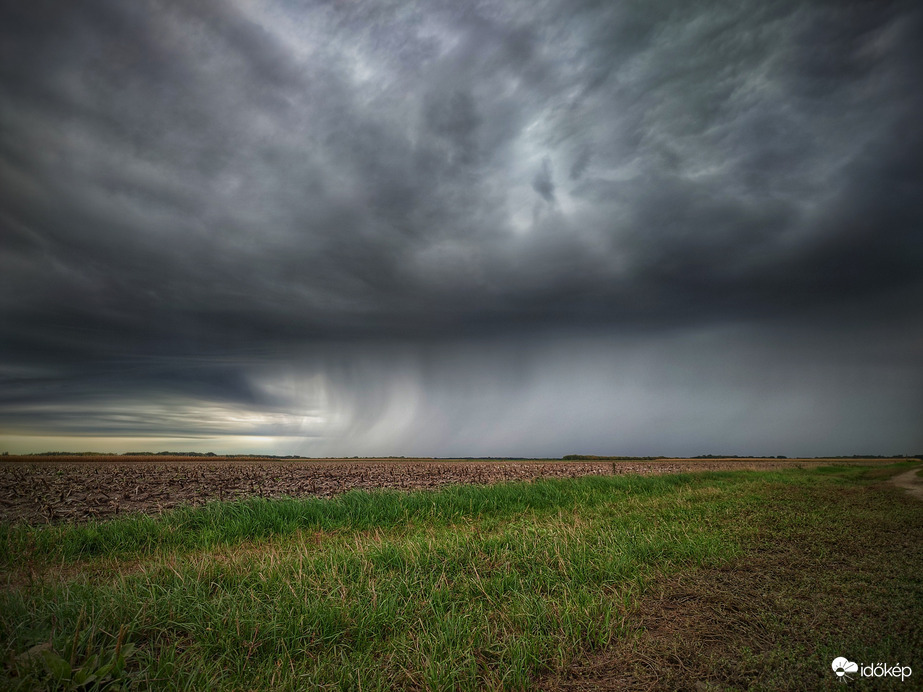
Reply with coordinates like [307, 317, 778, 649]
[1, 0, 921, 455]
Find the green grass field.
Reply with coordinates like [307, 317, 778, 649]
[2, 463, 921, 690]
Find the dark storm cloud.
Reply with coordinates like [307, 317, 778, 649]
[1, 0, 921, 451]
[532, 157, 555, 204]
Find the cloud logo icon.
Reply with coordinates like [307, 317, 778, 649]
[832, 657, 859, 680]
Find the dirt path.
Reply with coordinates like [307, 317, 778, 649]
[889, 466, 923, 500]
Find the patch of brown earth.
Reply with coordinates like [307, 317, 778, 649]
[889, 466, 923, 500]
[0, 457, 899, 524]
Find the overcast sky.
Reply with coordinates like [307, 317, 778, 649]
[1, 0, 921, 456]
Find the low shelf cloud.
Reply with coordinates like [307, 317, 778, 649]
[2, 0, 921, 456]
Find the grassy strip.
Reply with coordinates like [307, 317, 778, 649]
[0, 472, 701, 567]
[545, 462, 923, 691]
[1, 465, 920, 690]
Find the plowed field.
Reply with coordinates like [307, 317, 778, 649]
[0, 456, 888, 524]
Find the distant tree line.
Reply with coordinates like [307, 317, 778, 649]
[562, 455, 667, 461]
[564, 453, 923, 460]
[6, 451, 921, 460]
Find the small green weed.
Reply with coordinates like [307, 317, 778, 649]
[6, 612, 136, 691]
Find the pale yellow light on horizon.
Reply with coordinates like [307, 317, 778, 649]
[0, 435, 273, 456]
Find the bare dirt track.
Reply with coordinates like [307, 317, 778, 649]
[0, 456, 897, 525]
[889, 465, 923, 500]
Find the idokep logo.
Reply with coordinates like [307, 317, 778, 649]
[832, 657, 913, 683]
[832, 658, 858, 681]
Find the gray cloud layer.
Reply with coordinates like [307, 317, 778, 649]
[1, 0, 921, 454]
